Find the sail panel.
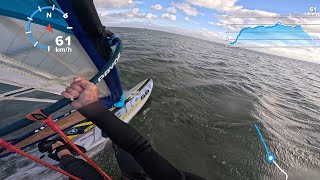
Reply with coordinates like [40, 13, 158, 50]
[0, 0, 123, 138]
[0, 16, 109, 138]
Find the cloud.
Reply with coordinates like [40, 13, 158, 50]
[167, 7, 177, 14]
[150, 4, 163, 11]
[145, 13, 158, 19]
[186, 0, 242, 12]
[131, 8, 139, 14]
[161, 13, 177, 21]
[194, 0, 283, 34]
[173, 2, 199, 16]
[186, 0, 279, 32]
[185, 17, 200, 24]
[99, 8, 157, 21]
[94, 0, 141, 8]
[199, 28, 227, 42]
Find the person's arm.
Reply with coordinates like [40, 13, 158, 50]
[62, 78, 205, 180]
[59, 155, 105, 180]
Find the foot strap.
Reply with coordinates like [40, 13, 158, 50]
[38, 139, 86, 161]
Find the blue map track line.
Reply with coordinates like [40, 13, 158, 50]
[254, 124, 275, 163]
[254, 124, 270, 155]
[254, 124, 289, 180]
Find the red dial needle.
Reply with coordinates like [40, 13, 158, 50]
[46, 24, 53, 33]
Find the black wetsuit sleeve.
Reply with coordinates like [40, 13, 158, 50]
[59, 155, 104, 180]
[78, 101, 205, 180]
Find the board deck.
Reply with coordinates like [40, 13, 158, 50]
[0, 79, 153, 158]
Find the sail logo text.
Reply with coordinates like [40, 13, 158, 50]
[98, 53, 121, 82]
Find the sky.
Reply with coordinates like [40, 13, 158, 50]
[93, 0, 320, 63]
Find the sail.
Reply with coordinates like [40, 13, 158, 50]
[0, 0, 123, 138]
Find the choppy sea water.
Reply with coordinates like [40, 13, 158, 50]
[1, 27, 320, 180]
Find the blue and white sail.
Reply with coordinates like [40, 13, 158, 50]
[0, 0, 123, 139]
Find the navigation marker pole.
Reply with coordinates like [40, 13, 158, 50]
[254, 124, 288, 180]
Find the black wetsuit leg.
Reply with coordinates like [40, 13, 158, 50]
[59, 144, 149, 180]
[60, 155, 104, 180]
[112, 143, 149, 179]
[78, 102, 206, 180]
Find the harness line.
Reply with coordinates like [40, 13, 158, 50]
[0, 138, 81, 180]
[26, 109, 112, 180]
